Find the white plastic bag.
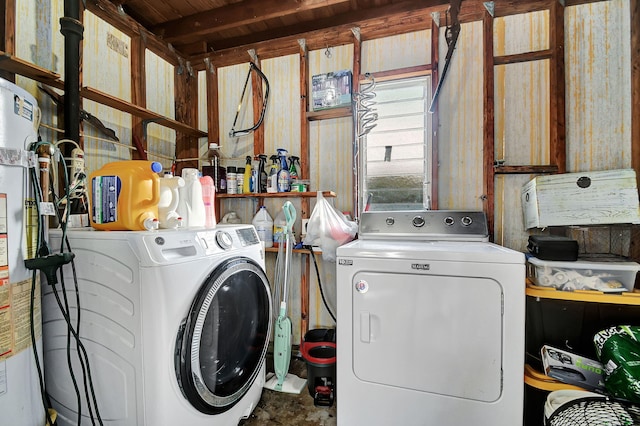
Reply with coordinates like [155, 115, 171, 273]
[303, 192, 358, 262]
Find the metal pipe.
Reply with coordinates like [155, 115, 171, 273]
[60, 0, 84, 143]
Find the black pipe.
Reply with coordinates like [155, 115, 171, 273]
[60, 0, 83, 142]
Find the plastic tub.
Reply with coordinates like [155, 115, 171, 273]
[527, 256, 640, 292]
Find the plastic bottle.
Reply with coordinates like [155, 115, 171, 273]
[273, 207, 286, 248]
[227, 166, 237, 194]
[158, 173, 185, 229]
[89, 160, 162, 231]
[199, 175, 216, 228]
[177, 168, 206, 228]
[252, 206, 273, 248]
[289, 155, 300, 182]
[243, 156, 253, 194]
[237, 167, 245, 194]
[258, 154, 268, 193]
[276, 148, 290, 192]
[266, 155, 279, 193]
[202, 142, 226, 194]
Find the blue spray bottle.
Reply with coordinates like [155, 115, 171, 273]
[276, 148, 290, 192]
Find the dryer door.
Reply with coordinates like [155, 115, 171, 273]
[176, 256, 272, 414]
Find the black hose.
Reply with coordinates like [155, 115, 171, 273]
[305, 246, 336, 322]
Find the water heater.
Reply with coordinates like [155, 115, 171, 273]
[0, 77, 44, 425]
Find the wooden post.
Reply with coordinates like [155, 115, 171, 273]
[1, 0, 15, 82]
[250, 52, 264, 156]
[299, 39, 310, 337]
[431, 14, 440, 210]
[482, 10, 495, 241]
[549, 1, 566, 174]
[631, 0, 640, 264]
[131, 35, 147, 160]
[174, 64, 199, 175]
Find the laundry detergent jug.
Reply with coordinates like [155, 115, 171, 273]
[158, 173, 185, 229]
[89, 160, 162, 231]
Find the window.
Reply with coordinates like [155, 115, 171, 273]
[359, 76, 432, 213]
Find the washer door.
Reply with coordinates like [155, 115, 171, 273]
[175, 256, 272, 414]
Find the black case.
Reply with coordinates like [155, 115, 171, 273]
[527, 235, 579, 261]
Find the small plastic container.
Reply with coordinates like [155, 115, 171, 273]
[199, 175, 216, 228]
[89, 160, 162, 231]
[527, 256, 640, 292]
[177, 168, 206, 228]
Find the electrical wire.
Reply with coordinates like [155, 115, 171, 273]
[305, 246, 336, 322]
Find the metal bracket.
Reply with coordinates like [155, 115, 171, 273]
[141, 118, 159, 144]
[483, 2, 495, 17]
[204, 57, 216, 75]
[558, 0, 565, 6]
[297, 38, 307, 54]
[248, 48, 258, 64]
[185, 61, 194, 77]
[351, 27, 361, 43]
[431, 12, 441, 27]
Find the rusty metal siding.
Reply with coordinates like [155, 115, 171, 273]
[82, 11, 133, 171]
[436, 21, 484, 211]
[565, 0, 631, 172]
[145, 50, 176, 170]
[361, 29, 431, 72]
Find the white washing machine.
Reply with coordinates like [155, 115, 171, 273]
[336, 211, 525, 426]
[43, 225, 272, 426]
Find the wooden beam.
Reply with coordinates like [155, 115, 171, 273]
[131, 35, 146, 160]
[549, 1, 566, 173]
[431, 15, 439, 211]
[0, 50, 63, 88]
[632, 0, 640, 188]
[205, 60, 219, 146]
[483, 10, 495, 241]
[153, 0, 352, 44]
[250, 54, 265, 157]
[174, 70, 199, 175]
[494, 49, 554, 65]
[494, 165, 560, 174]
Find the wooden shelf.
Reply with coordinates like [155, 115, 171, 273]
[0, 51, 206, 138]
[0, 50, 64, 89]
[526, 281, 640, 305]
[218, 191, 336, 199]
[306, 107, 352, 121]
[81, 87, 207, 137]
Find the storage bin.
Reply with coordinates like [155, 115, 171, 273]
[527, 256, 640, 292]
[521, 169, 640, 229]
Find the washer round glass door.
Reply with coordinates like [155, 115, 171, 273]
[176, 256, 272, 414]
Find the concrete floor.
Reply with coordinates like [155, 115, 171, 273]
[240, 357, 337, 426]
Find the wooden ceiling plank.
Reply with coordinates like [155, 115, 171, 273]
[154, 0, 352, 43]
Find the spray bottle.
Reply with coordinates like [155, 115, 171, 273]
[258, 154, 268, 193]
[276, 148, 290, 192]
[267, 154, 279, 193]
[243, 156, 252, 194]
[288, 155, 300, 182]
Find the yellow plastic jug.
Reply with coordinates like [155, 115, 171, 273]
[89, 160, 162, 231]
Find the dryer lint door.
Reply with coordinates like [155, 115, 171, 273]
[175, 257, 272, 414]
[352, 271, 503, 402]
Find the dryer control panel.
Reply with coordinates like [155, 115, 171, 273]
[359, 210, 489, 241]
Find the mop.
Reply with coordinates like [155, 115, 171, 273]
[264, 201, 307, 394]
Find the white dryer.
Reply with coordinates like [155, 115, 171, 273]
[336, 211, 525, 426]
[43, 225, 271, 426]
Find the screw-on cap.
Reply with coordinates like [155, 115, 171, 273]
[181, 168, 199, 180]
[151, 161, 163, 173]
[208, 142, 219, 150]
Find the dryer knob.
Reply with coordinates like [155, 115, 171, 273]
[215, 231, 233, 250]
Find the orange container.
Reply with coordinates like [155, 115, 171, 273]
[89, 160, 162, 231]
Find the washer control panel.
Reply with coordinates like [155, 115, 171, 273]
[359, 210, 488, 241]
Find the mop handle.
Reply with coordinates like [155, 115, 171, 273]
[281, 201, 296, 301]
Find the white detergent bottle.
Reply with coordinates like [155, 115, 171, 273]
[252, 206, 273, 248]
[158, 173, 185, 229]
[177, 168, 206, 228]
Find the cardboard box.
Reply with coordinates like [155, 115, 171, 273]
[527, 256, 640, 292]
[312, 70, 352, 111]
[521, 169, 640, 229]
[541, 345, 605, 392]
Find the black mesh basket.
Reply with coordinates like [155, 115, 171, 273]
[546, 397, 640, 426]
